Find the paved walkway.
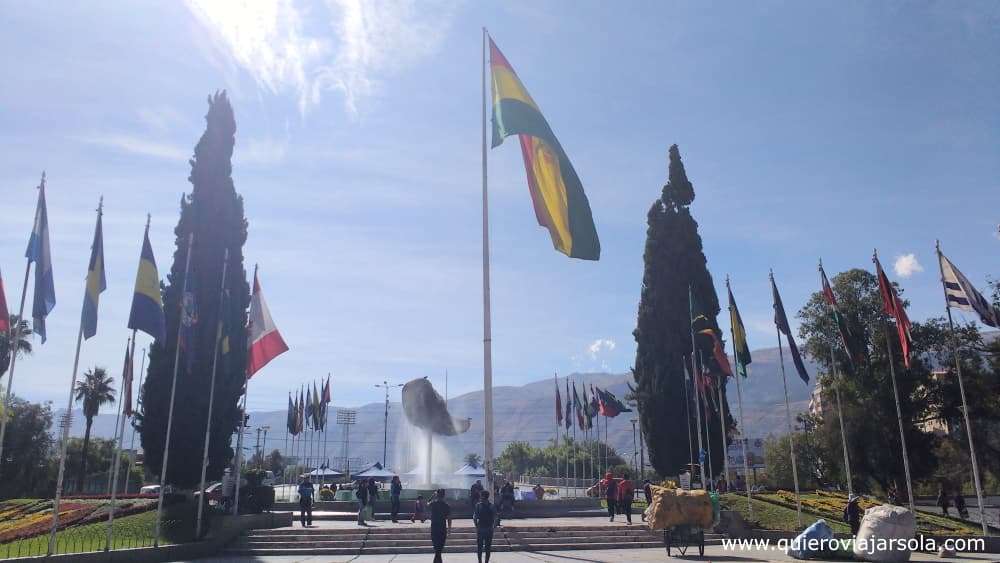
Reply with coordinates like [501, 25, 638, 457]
[284, 516, 645, 530]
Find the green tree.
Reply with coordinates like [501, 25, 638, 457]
[0, 396, 52, 499]
[0, 315, 33, 379]
[464, 453, 483, 467]
[139, 92, 251, 488]
[74, 366, 115, 492]
[632, 145, 732, 476]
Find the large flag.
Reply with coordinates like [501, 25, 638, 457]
[938, 250, 999, 328]
[555, 377, 563, 426]
[25, 181, 55, 342]
[727, 285, 752, 377]
[246, 270, 289, 378]
[874, 255, 913, 369]
[489, 37, 600, 261]
[820, 263, 864, 371]
[121, 342, 134, 417]
[127, 230, 165, 341]
[771, 275, 810, 383]
[0, 268, 9, 334]
[596, 387, 632, 417]
[690, 288, 733, 378]
[81, 209, 106, 340]
[564, 379, 572, 430]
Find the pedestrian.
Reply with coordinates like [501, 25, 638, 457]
[532, 483, 546, 500]
[843, 495, 863, 536]
[429, 488, 452, 563]
[619, 471, 635, 524]
[718, 475, 728, 493]
[356, 479, 369, 526]
[470, 479, 484, 504]
[366, 478, 380, 521]
[473, 491, 497, 563]
[297, 476, 315, 527]
[500, 481, 515, 516]
[390, 475, 403, 522]
[936, 484, 950, 516]
[412, 494, 427, 523]
[641, 479, 653, 522]
[596, 472, 619, 522]
[954, 492, 968, 519]
[886, 481, 898, 505]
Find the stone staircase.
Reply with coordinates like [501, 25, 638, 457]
[224, 524, 727, 556]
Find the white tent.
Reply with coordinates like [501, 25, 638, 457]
[356, 463, 397, 480]
[302, 467, 343, 478]
[454, 464, 486, 477]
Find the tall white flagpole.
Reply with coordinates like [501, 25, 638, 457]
[819, 260, 854, 498]
[105, 364, 126, 495]
[0, 173, 44, 473]
[154, 232, 194, 547]
[49, 197, 103, 555]
[726, 276, 753, 517]
[106, 335, 135, 550]
[196, 247, 229, 539]
[688, 287, 707, 488]
[124, 348, 147, 492]
[935, 242, 987, 535]
[481, 26, 495, 496]
[771, 270, 802, 528]
[232, 389, 249, 515]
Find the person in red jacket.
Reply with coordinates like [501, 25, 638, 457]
[597, 472, 619, 522]
[618, 472, 636, 524]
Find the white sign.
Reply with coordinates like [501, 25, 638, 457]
[679, 471, 691, 490]
[727, 437, 766, 470]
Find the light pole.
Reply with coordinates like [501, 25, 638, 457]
[261, 426, 270, 469]
[630, 418, 639, 477]
[374, 381, 403, 467]
[337, 410, 357, 480]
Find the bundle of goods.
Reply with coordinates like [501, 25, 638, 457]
[644, 486, 714, 530]
[852, 504, 916, 562]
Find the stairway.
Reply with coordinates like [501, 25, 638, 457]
[223, 524, 727, 556]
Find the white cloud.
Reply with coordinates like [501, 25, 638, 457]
[75, 133, 188, 162]
[893, 253, 924, 278]
[587, 338, 616, 360]
[184, 0, 457, 116]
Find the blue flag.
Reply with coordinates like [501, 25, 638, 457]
[25, 180, 55, 343]
[127, 229, 165, 341]
[81, 210, 106, 340]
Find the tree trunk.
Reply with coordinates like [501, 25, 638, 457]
[78, 418, 93, 493]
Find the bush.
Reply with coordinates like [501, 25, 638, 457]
[319, 488, 336, 501]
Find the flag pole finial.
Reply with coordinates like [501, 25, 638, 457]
[145, 213, 152, 231]
[818, 258, 823, 271]
[39, 171, 46, 189]
[97, 195, 104, 215]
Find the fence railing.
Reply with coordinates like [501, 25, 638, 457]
[0, 516, 187, 560]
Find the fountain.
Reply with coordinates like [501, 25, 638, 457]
[400, 377, 471, 489]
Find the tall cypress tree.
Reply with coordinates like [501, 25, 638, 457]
[139, 92, 250, 488]
[633, 145, 733, 477]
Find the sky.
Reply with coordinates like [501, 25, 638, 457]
[1, 1, 998, 415]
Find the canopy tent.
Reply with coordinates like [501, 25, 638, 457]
[355, 462, 397, 480]
[454, 463, 486, 476]
[301, 467, 343, 478]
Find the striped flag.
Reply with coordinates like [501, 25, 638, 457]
[25, 180, 55, 343]
[127, 229, 165, 341]
[727, 284, 752, 377]
[938, 250, 999, 328]
[246, 269, 288, 378]
[81, 208, 106, 340]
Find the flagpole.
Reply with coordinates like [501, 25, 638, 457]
[48, 197, 102, 556]
[554, 374, 560, 494]
[820, 261, 854, 499]
[233, 388, 248, 515]
[681, 357, 694, 485]
[106, 335, 135, 550]
[0, 173, 43, 474]
[935, 242, 987, 535]
[154, 232, 194, 546]
[771, 270, 802, 528]
[106, 361, 126, 495]
[571, 381, 577, 492]
[195, 248, 229, 539]
[481, 25, 496, 498]
[125, 348, 147, 493]
[699, 351, 714, 486]
[874, 251, 915, 514]
[688, 286, 707, 488]
[715, 376, 730, 486]
[726, 276, 752, 516]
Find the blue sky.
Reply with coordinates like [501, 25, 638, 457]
[1, 1, 998, 414]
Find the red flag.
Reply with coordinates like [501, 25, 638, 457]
[0, 268, 9, 334]
[246, 269, 289, 378]
[121, 341, 134, 417]
[322, 375, 331, 403]
[874, 255, 913, 368]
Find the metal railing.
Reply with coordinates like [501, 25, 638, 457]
[0, 517, 186, 560]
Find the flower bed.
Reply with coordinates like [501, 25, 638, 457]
[0, 499, 157, 544]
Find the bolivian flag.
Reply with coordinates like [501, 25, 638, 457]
[81, 210, 106, 340]
[127, 230, 165, 341]
[490, 38, 600, 260]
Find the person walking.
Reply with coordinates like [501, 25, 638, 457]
[356, 479, 369, 526]
[953, 492, 968, 519]
[844, 495, 863, 536]
[619, 472, 635, 524]
[887, 481, 898, 505]
[297, 476, 315, 527]
[596, 472, 619, 522]
[366, 478, 380, 521]
[641, 479, 653, 522]
[470, 479, 484, 504]
[473, 491, 497, 563]
[429, 489, 452, 563]
[936, 484, 951, 516]
[390, 476, 403, 522]
[500, 481, 515, 517]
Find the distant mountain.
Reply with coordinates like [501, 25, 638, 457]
[57, 346, 818, 470]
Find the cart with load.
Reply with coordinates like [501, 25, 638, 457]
[643, 486, 719, 557]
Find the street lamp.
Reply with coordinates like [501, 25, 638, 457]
[374, 381, 404, 467]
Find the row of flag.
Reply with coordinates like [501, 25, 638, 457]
[286, 376, 331, 435]
[554, 378, 631, 431]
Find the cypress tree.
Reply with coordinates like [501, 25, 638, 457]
[633, 145, 733, 477]
[138, 92, 250, 488]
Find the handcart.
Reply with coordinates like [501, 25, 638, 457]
[662, 524, 704, 557]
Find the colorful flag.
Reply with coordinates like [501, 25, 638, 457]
[127, 229, 165, 341]
[572, 381, 585, 429]
[246, 269, 289, 378]
[312, 381, 321, 430]
[589, 384, 599, 420]
[820, 263, 864, 371]
[727, 284, 751, 377]
[581, 385, 593, 429]
[489, 37, 600, 261]
[0, 268, 9, 334]
[874, 255, 913, 369]
[304, 386, 315, 430]
[938, 250, 999, 328]
[81, 209, 106, 340]
[564, 379, 572, 430]
[555, 377, 563, 426]
[596, 387, 632, 417]
[321, 375, 331, 431]
[771, 274, 810, 383]
[690, 287, 733, 378]
[286, 393, 295, 435]
[121, 342, 134, 417]
[25, 179, 55, 343]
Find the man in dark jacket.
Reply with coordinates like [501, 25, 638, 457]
[641, 479, 653, 522]
[844, 495, 863, 536]
[366, 478, 380, 521]
[473, 491, 497, 563]
[619, 472, 635, 524]
[356, 479, 369, 525]
[470, 480, 484, 504]
[390, 476, 403, 522]
[297, 476, 315, 527]
[429, 489, 452, 563]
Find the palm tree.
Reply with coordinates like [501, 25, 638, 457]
[464, 453, 483, 468]
[0, 315, 33, 380]
[74, 366, 115, 492]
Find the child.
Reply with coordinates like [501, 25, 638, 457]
[412, 494, 427, 523]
